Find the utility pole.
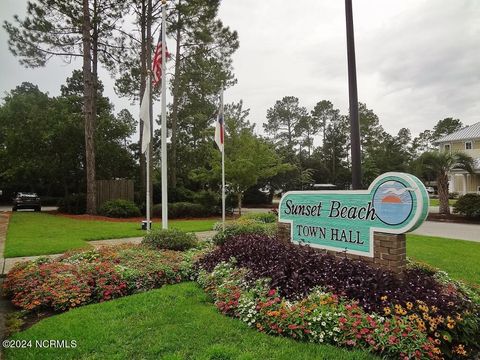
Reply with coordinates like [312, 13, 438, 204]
[345, 0, 362, 189]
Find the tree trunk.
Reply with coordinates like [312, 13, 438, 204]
[82, 0, 96, 214]
[169, 0, 182, 188]
[237, 192, 242, 216]
[437, 173, 450, 214]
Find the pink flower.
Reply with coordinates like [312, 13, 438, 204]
[268, 289, 276, 297]
[388, 336, 398, 345]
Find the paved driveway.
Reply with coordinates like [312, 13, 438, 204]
[412, 221, 480, 242]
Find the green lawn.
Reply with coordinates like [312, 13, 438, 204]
[407, 234, 480, 285]
[5, 282, 375, 360]
[4, 212, 217, 258]
[428, 198, 456, 207]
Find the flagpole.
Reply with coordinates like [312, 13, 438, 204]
[160, 0, 168, 229]
[220, 90, 225, 231]
[146, 146, 151, 231]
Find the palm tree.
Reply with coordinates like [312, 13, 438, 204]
[419, 151, 475, 214]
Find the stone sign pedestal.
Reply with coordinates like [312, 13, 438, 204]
[277, 223, 406, 274]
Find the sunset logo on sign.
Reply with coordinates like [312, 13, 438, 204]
[278, 173, 429, 257]
[373, 181, 415, 226]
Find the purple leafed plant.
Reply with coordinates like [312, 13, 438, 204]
[197, 234, 470, 314]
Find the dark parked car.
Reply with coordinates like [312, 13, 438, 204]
[12, 192, 41, 211]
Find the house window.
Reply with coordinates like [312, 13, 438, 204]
[465, 141, 472, 150]
[444, 144, 450, 152]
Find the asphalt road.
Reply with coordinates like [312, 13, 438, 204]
[412, 221, 480, 242]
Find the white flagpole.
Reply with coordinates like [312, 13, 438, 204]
[146, 146, 151, 231]
[220, 90, 225, 231]
[161, 0, 168, 229]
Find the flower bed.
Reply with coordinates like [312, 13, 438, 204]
[195, 235, 480, 359]
[3, 244, 206, 312]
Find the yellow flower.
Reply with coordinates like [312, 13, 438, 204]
[406, 302, 413, 310]
[447, 323, 455, 329]
[431, 305, 438, 313]
[380, 295, 388, 301]
[384, 307, 391, 315]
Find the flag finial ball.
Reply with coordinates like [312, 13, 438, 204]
[161, 0, 167, 4]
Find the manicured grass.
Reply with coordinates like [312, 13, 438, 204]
[6, 282, 376, 360]
[4, 212, 217, 258]
[429, 198, 456, 207]
[407, 234, 480, 286]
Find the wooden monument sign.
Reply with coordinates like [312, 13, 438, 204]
[277, 172, 429, 273]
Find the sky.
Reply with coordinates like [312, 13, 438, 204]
[1, 0, 479, 140]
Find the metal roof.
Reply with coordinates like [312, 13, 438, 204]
[434, 122, 480, 143]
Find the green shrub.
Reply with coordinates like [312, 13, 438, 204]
[240, 212, 277, 223]
[212, 219, 276, 246]
[449, 192, 459, 199]
[169, 186, 195, 203]
[142, 229, 198, 251]
[153, 202, 208, 218]
[193, 190, 235, 215]
[453, 194, 480, 218]
[98, 199, 141, 218]
[58, 193, 86, 214]
[40, 196, 62, 206]
[243, 187, 272, 205]
[193, 190, 220, 208]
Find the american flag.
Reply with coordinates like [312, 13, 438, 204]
[152, 29, 170, 87]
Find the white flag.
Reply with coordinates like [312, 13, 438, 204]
[140, 76, 151, 153]
[214, 91, 224, 152]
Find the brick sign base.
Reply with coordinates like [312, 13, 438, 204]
[277, 223, 406, 274]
